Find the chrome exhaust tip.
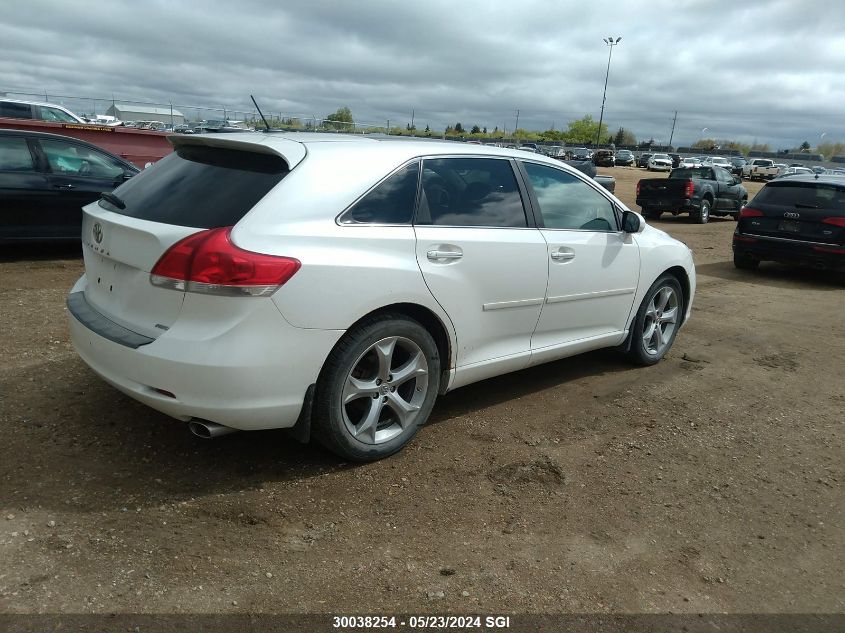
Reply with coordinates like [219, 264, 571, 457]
[188, 420, 239, 439]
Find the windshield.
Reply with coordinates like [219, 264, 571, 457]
[652, 154, 669, 160]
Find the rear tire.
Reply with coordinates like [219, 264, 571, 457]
[644, 208, 662, 220]
[313, 314, 440, 461]
[693, 199, 711, 224]
[733, 250, 759, 270]
[625, 274, 684, 366]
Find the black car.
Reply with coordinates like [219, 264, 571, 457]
[637, 153, 653, 168]
[0, 129, 138, 242]
[733, 175, 845, 271]
[615, 149, 635, 166]
[668, 153, 682, 168]
[730, 157, 747, 177]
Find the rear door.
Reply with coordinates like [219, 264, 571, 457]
[414, 156, 548, 380]
[36, 136, 132, 238]
[78, 142, 292, 337]
[519, 160, 639, 361]
[0, 134, 52, 240]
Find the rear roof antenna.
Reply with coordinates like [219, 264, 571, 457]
[251, 95, 271, 132]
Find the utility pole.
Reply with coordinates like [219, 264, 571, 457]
[411, 109, 415, 130]
[668, 110, 678, 148]
[514, 109, 520, 132]
[596, 37, 622, 146]
[386, 119, 390, 135]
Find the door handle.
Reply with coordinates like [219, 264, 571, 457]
[427, 250, 463, 261]
[53, 184, 76, 190]
[550, 251, 575, 261]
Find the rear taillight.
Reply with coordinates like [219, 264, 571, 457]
[636, 182, 641, 197]
[822, 217, 845, 228]
[684, 180, 694, 198]
[740, 207, 765, 218]
[150, 227, 301, 297]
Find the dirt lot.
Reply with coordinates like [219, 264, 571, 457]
[1, 166, 842, 616]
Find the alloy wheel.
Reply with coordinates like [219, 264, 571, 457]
[642, 286, 679, 356]
[341, 336, 429, 444]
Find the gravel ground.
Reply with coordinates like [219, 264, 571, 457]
[0, 166, 842, 616]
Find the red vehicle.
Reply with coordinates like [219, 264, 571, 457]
[0, 117, 172, 168]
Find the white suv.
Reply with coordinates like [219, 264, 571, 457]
[68, 134, 695, 460]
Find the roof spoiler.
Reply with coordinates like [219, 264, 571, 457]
[167, 134, 307, 169]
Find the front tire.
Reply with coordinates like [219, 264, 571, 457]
[313, 314, 440, 461]
[626, 275, 684, 366]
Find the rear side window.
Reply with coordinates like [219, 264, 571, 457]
[754, 182, 845, 211]
[416, 157, 527, 227]
[0, 102, 33, 119]
[0, 137, 35, 171]
[339, 162, 419, 224]
[102, 146, 288, 228]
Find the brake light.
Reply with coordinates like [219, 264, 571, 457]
[812, 245, 845, 254]
[636, 182, 640, 197]
[684, 180, 694, 198]
[822, 217, 845, 227]
[740, 207, 765, 218]
[150, 227, 301, 297]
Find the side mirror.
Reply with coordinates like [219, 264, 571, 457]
[622, 210, 645, 233]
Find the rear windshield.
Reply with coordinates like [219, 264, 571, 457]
[100, 145, 288, 228]
[671, 168, 711, 179]
[754, 182, 845, 210]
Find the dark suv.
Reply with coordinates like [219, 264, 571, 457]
[733, 175, 845, 271]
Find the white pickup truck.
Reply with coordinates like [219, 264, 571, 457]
[742, 158, 780, 181]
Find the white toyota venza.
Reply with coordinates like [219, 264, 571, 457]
[68, 134, 695, 460]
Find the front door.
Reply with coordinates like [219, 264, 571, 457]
[414, 156, 548, 385]
[519, 161, 640, 362]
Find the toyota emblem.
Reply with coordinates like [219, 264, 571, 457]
[93, 222, 103, 244]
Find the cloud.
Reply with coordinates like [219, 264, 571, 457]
[2, 0, 845, 147]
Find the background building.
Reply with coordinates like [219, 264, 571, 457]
[105, 103, 185, 124]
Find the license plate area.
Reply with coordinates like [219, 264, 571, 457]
[778, 220, 801, 233]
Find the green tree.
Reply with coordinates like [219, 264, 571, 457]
[454, 122, 465, 134]
[483, 126, 487, 134]
[563, 115, 608, 145]
[800, 141, 811, 151]
[424, 124, 430, 133]
[325, 106, 353, 131]
[471, 124, 481, 134]
[614, 127, 637, 146]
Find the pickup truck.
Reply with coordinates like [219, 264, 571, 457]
[742, 158, 780, 181]
[636, 166, 748, 223]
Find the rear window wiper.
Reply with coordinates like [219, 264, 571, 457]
[100, 191, 126, 210]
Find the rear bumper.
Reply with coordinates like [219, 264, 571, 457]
[733, 232, 845, 270]
[637, 198, 699, 212]
[68, 275, 344, 430]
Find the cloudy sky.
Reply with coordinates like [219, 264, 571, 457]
[3, 0, 845, 148]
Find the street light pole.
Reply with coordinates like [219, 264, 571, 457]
[596, 36, 622, 147]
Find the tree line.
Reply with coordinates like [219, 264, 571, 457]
[252, 107, 843, 158]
